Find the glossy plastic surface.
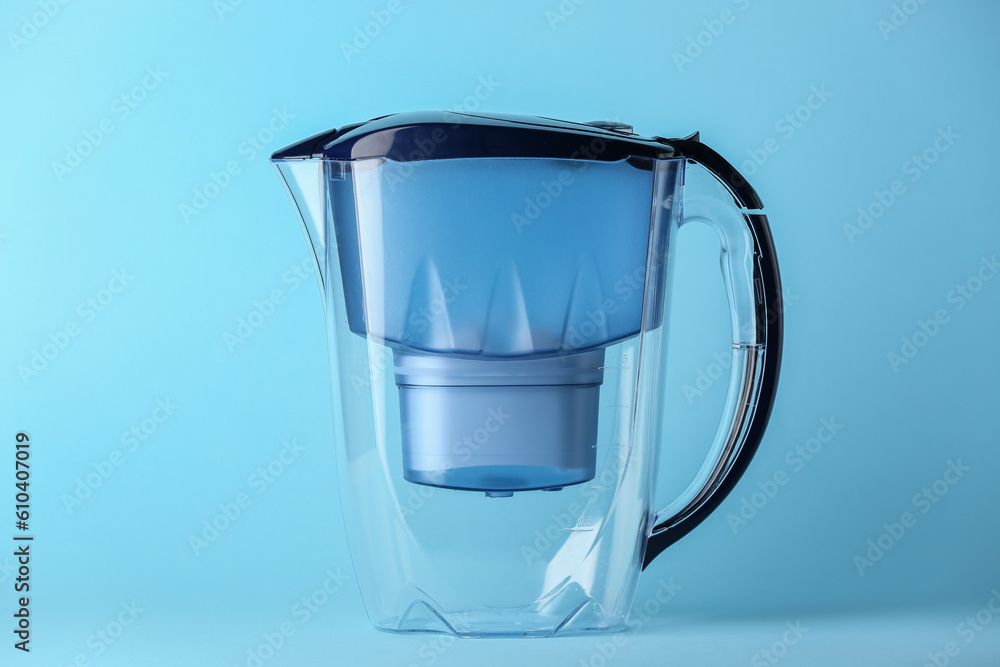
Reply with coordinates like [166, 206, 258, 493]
[271, 115, 781, 635]
[270, 110, 676, 163]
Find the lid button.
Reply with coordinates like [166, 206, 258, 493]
[585, 120, 634, 134]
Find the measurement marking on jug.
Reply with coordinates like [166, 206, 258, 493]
[599, 366, 632, 371]
[594, 433, 628, 449]
[564, 517, 596, 532]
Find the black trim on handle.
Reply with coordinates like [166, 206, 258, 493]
[642, 140, 783, 569]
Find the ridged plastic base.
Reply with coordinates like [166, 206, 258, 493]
[373, 597, 624, 638]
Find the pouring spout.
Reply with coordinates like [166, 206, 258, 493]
[271, 158, 328, 295]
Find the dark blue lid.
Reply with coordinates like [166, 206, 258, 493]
[271, 111, 676, 163]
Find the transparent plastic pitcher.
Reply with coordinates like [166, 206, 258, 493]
[271, 112, 783, 637]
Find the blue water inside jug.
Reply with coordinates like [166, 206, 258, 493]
[328, 156, 659, 495]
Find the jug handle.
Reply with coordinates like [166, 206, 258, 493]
[643, 138, 783, 569]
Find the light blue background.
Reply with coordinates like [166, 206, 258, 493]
[2, 0, 999, 665]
